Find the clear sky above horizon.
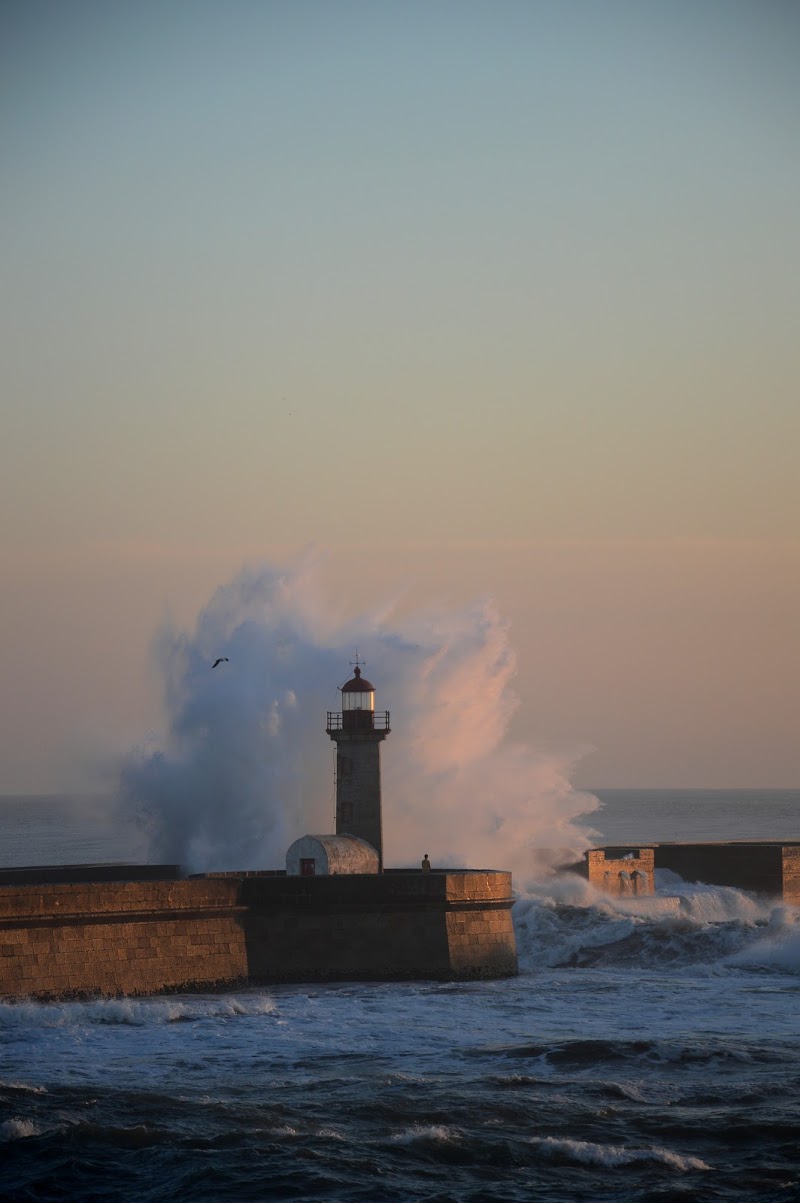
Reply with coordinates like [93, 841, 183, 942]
[2, 0, 798, 792]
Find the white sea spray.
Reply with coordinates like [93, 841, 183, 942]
[119, 554, 598, 874]
[512, 876, 800, 974]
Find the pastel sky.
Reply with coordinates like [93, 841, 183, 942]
[2, 0, 798, 792]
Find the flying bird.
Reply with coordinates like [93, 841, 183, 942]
[212, 658, 229, 669]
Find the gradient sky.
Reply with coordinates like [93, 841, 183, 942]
[1, 0, 798, 792]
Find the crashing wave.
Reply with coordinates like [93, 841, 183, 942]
[531, 1135, 711, 1171]
[390, 1124, 462, 1145]
[0, 1118, 40, 1141]
[0, 993, 279, 1030]
[513, 874, 800, 973]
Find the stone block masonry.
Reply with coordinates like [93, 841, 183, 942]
[239, 871, 517, 983]
[781, 847, 800, 904]
[0, 879, 248, 1001]
[584, 848, 655, 896]
[0, 871, 517, 1001]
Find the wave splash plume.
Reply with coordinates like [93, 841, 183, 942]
[120, 555, 597, 874]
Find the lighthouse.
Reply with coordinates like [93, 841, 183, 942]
[326, 662, 390, 870]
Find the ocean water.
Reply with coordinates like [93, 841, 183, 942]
[1, 790, 799, 1202]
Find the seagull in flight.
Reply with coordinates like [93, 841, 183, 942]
[212, 657, 229, 669]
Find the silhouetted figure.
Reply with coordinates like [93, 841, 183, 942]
[421, 854, 431, 873]
[212, 658, 229, 669]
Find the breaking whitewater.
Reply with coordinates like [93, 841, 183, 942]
[2, 871, 799, 1203]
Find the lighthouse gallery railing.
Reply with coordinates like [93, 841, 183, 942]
[326, 711, 390, 731]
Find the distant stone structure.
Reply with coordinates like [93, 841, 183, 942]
[653, 841, 800, 904]
[584, 848, 654, 896]
[578, 841, 800, 904]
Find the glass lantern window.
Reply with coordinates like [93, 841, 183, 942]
[342, 690, 375, 711]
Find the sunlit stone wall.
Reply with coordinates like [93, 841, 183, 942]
[0, 871, 518, 1000]
[585, 848, 655, 897]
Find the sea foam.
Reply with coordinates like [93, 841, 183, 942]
[512, 877, 800, 974]
[1, 1118, 40, 1141]
[531, 1135, 711, 1171]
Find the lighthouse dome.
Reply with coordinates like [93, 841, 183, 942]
[341, 666, 374, 693]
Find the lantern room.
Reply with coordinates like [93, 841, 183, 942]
[326, 665, 390, 734]
[341, 665, 375, 715]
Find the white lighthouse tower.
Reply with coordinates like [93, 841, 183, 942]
[326, 661, 390, 870]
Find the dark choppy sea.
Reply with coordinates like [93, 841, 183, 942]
[1, 790, 799, 1202]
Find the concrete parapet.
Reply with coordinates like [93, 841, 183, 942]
[0, 877, 242, 924]
[0, 864, 181, 886]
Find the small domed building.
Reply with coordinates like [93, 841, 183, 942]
[285, 834, 379, 877]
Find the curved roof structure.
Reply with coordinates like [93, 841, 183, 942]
[341, 666, 374, 693]
[286, 833, 379, 876]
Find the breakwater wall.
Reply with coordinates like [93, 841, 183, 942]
[578, 841, 800, 903]
[652, 842, 800, 903]
[0, 871, 517, 1001]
